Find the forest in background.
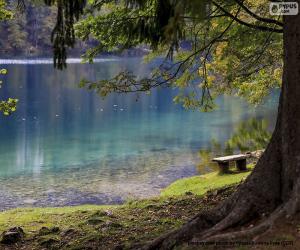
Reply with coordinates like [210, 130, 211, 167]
[0, 1, 147, 58]
[0, 1, 61, 57]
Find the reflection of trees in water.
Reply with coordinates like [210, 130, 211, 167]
[197, 118, 272, 173]
[226, 118, 272, 153]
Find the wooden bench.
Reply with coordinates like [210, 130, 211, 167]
[212, 154, 251, 173]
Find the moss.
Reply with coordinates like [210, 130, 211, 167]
[1, 193, 231, 249]
[161, 165, 254, 197]
[0, 205, 118, 232]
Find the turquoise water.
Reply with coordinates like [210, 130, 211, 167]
[0, 58, 278, 210]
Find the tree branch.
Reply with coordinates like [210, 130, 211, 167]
[234, 0, 283, 27]
[82, 8, 240, 97]
[212, 1, 283, 33]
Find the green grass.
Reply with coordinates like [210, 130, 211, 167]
[0, 193, 232, 249]
[161, 165, 254, 197]
[0, 167, 253, 233]
[0, 167, 253, 249]
[0, 205, 117, 232]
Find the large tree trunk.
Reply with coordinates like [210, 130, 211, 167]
[142, 3, 300, 250]
[280, 8, 300, 203]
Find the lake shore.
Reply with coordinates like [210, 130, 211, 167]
[5, 166, 297, 250]
[0, 168, 252, 248]
[0, 150, 200, 211]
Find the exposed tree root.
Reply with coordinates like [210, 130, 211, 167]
[195, 206, 284, 243]
[194, 185, 300, 243]
[138, 177, 294, 250]
[141, 195, 258, 250]
[140, 180, 300, 250]
[140, 211, 221, 250]
[140, 134, 284, 250]
[140, 190, 259, 250]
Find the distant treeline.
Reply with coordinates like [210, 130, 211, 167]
[0, 2, 148, 58]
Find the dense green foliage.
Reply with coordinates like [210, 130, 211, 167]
[220, 118, 271, 154]
[226, 118, 272, 152]
[0, 1, 18, 116]
[0, 0, 12, 21]
[0, 1, 283, 114]
[0, 1, 56, 57]
[0, 1, 146, 58]
[43, 0, 86, 68]
[0, 1, 95, 58]
[3, 1, 283, 110]
[74, 0, 283, 109]
[198, 118, 271, 164]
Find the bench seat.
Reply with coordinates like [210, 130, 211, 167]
[212, 154, 251, 173]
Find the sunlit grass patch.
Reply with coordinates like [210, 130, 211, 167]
[160, 165, 254, 197]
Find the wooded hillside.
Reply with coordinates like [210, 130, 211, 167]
[0, 2, 147, 58]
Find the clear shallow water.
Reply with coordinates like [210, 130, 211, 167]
[0, 58, 278, 210]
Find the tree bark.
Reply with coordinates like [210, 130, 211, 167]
[142, 2, 300, 249]
[280, 8, 300, 203]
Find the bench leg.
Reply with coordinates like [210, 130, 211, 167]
[218, 162, 230, 173]
[236, 159, 247, 171]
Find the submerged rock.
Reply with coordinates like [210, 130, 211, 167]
[0, 227, 25, 244]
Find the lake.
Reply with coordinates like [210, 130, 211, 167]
[0, 58, 278, 210]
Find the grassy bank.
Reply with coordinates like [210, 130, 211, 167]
[161, 166, 253, 197]
[0, 168, 251, 229]
[4, 167, 297, 250]
[0, 188, 236, 249]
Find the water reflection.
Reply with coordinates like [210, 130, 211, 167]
[197, 118, 272, 172]
[0, 58, 278, 209]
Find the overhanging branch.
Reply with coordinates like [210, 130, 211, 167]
[212, 1, 283, 33]
[234, 0, 283, 27]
